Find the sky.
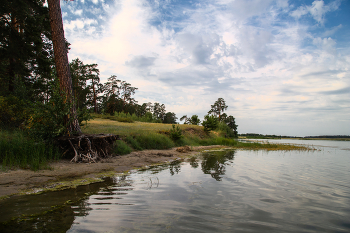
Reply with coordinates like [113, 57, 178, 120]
[60, 0, 350, 136]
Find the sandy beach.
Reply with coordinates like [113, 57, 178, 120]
[0, 146, 225, 199]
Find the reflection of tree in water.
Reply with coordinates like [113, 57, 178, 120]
[0, 205, 75, 233]
[0, 177, 121, 233]
[200, 150, 235, 181]
[169, 160, 182, 176]
[189, 156, 199, 168]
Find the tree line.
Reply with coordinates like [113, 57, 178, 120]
[181, 98, 238, 137]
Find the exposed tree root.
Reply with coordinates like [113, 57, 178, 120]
[56, 134, 120, 163]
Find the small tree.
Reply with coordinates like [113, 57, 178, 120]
[190, 115, 201, 125]
[202, 115, 219, 132]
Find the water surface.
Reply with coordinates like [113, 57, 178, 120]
[1, 140, 349, 232]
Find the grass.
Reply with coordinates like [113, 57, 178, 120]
[0, 130, 60, 171]
[83, 118, 310, 152]
[83, 118, 205, 136]
[0, 117, 310, 171]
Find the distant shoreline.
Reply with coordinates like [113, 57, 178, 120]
[239, 135, 350, 141]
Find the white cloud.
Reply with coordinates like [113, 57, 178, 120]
[322, 24, 342, 37]
[290, 0, 341, 24]
[63, 0, 350, 135]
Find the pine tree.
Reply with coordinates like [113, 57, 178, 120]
[47, 0, 81, 134]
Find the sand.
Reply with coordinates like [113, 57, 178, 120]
[0, 146, 225, 199]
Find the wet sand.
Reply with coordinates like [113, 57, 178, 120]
[0, 146, 225, 199]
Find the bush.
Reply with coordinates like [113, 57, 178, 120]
[202, 115, 219, 132]
[217, 122, 236, 138]
[169, 124, 183, 141]
[124, 135, 143, 150]
[114, 140, 132, 155]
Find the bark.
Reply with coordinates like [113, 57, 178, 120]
[92, 79, 98, 113]
[48, 0, 82, 134]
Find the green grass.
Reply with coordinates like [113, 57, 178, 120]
[0, 117, 310, 171]
[0, 130, 60, 171]
[84, 118, 309, 152]
[83, 118, 205, 136]
[113, 140, 132, 155]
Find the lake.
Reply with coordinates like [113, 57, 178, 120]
[1, 139, 349, 232]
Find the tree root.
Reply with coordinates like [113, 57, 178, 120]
[57, 134, 120, 163]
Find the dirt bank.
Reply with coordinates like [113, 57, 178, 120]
[0, 146, 225, 199]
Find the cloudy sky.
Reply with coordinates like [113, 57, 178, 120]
[60, 0, 350, 136]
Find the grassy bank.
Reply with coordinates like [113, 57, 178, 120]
[83, 118, 310, 154]
[0, 117, 310, 171]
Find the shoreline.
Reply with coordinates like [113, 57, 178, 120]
[0, 145, 226, 200]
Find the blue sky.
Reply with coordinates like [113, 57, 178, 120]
[60, 0, 350, 136]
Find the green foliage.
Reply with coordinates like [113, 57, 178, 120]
[91, 111, 162, 123]
[0, 96, 30, 128]
[117, 117, 134, 123]
[125, 135, 143, 151]
[27, 80, 92, 140]
[135, 133, 175, 150]
[202, 115, 219, 132]
[113, 140, 132, 155]
[152, 102, 166, 121]
[217, 122, 237, 138]
[0, 130, 60, 171]
[163, 112, 177, 124]
[0, 0, 54, 99]
[124, 133, 175, 150]
[139, 112, 154, 122]
[190, 115, 201, 125]
[169, 124, 183, 141]
[180, 114, 201, 125]
[208, 98, 228, 119]
[224, 115, 238, 137]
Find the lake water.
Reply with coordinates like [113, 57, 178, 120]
[1, 139, 349, 232]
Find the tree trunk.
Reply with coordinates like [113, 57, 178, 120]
[92, 79, 98, 113]
[48, 0, 81, 134]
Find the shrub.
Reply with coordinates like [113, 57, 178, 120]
[134, 133, 175, 150]
[114, 140, 132, 155]
[217, 122, 236, 138]
[124, 135, 143, 150]
[169, 124, 183, 141]
[202, 115, 219, 132]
